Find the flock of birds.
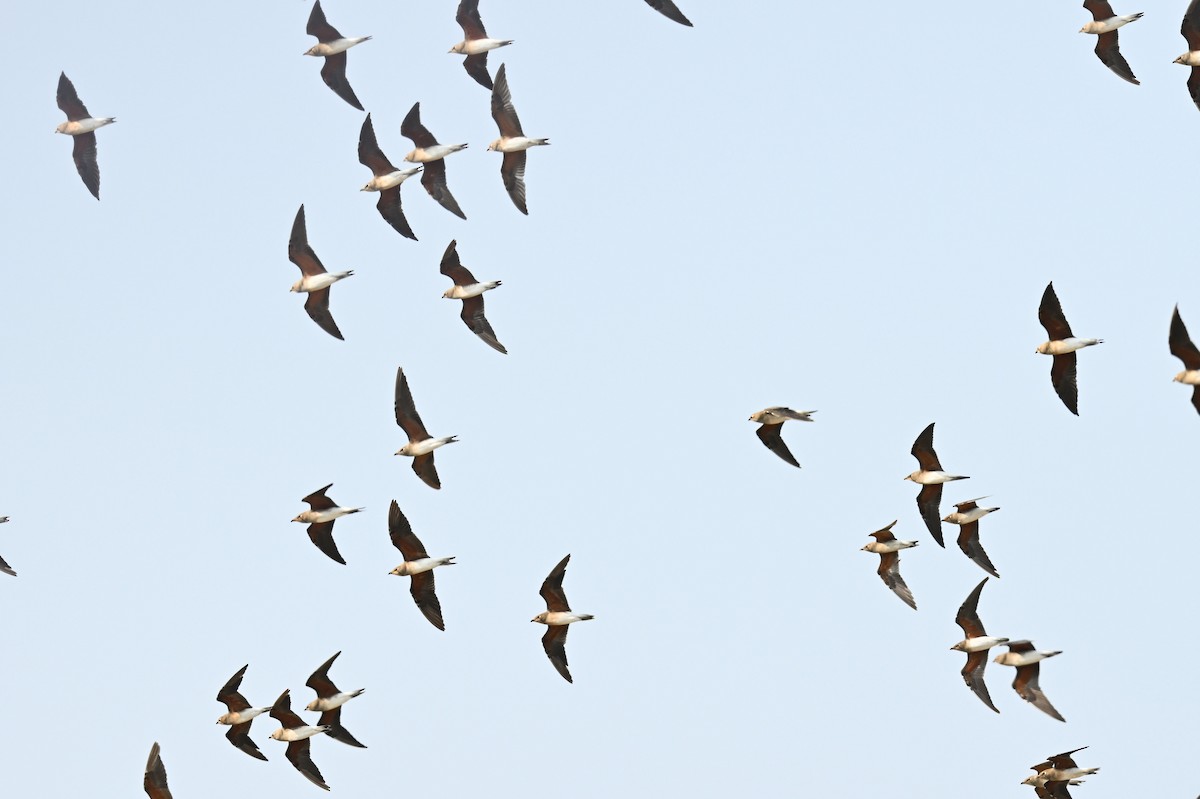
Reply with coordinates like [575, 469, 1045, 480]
[14, 0, 1200, 795]
[34, 0, 699, 794]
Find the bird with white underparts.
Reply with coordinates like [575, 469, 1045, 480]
[748, 407, 815, 468]
[450, 0, 513, 89]
[1079, 0, 1142, 85]
[1037, 282, 1103, 416]
[305, 651, 367, 748]
[949, 577, 1007, 713]
[394, 367, 458, 490]
[269, 689, 332, 790]
[388, 500, 456, 631]
[55, 72, 114, 200]
[860, 520, 918, 610]
[291, 483, 363, 565]
[358, 113, 421, 241]
[287, 205, 353, 341]
[215, 664, 271, 761]
[488, 64, 549, 215]
[401, 102, 468, 219]
[905, 422, 968, 547]
[993, 640, 1066, 722]
[303, 0, 370, 110]
[532, 555, 595, 683]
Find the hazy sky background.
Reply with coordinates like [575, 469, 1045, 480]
[3, 1, 1198, 796]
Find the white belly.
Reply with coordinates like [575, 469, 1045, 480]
[863, 540, 914, 554]
[446, 281, 498, 299]
[1176, 369, 1200, 385]
[218, 707, 267, 725]
[1041, 337, 1100, 355]
[307, 691, 358, 712]
[295, 507, 353, 524]
[959, 636, 1005, 653]
[404, 144, 467, 163]
[461, 38, 512, 55]
[57, 117, 114, 135]
[399, 437, 453, 457]
[296, 272, 347, 293]
[366, 170, 416, 191]
[909, 470, 964, 485]
[311, 37, 369, 56]
[544, 611, 590, 626]
[944, 507, 996, 524]
[491, 136, 543, 153]
[273, 725, 326, 742]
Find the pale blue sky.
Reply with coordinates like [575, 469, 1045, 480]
[3, 1, 1198, 796]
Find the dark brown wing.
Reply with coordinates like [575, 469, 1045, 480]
[143, 742, 173, 799]
[461, 296, 507, 354]
[1039, 282, 1075, 340]
[288, 205, 328, 278]
[1007, 640, 1035, 654]
[319, 706, 367, 748]
[1013, 663, 1065, 722]
[490, 64, 524, 137]
[358, 113, 397, 175]
[0, 553, 14, 577]
[376, 186, 417, 240]
[301, 483, 336, 511]
[226, 722, 268, 761]
[71, 131, 100, 200]
[304, 288, 344, 340]
[388, 500, 429, 560]
[1049, 352, 1079, 415]
[463, 54, 493, 89]
[915, 483, 945, 547]
[500, 150, 528, 215]
[955, 578, 990, 639]
[954, 499, 979, 512]
[306, 652, 342, 698]
[306, 0, 343, 41]
[216, 664, 252, 710]
[1094, 30, 1138, 84]
[1183, 0, 1200, 50]
[439, 240, 479, 285]
[645, 0, 693, 26]
[456, 0, 488, 39]
[1047, 747, 1089, 770]
[541, 624, 573, 683]
[394, 367, 431, 443]
[307, 522, 345, 564]
[957, 521, 999, 578]
[285, 738, 330, 791]
[56, 72, 91, 120]
[410, 571, 445, 630]
[540, 554, 572, 612]
[961, 650, 999, 713]
[1083, 0, 1116, 22]
[269, 689, 305, 729]
[1187, 66, 1200, 113]
[910, 422, 942, 471]
[1044, 781, 1075, 799]
[755, 423, 800, 467]
[420, 159, 467, 219]
[877, 551, 916, 610]
[412, 453, 441, 489]
[1170, 306, 1200, 370]
[319, 52, 364, 111]
[400, 102, 438, 148]
[867, 521, 898, 543]
[1191, 385, 1200, 416]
